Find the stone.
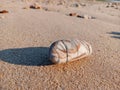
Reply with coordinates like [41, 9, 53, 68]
[106, 2, 119, 9]
[69, 13, 77, 16]
[49, 39, 92, 64]
[77, 14, 96, 19]
[106, 3, 112, 7]
[83, 14, 89, 19]
[0, 10, 9, 14]
[30, 3, 41, 9]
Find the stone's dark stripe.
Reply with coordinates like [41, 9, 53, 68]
[57, 48, 67, 53]
[56, 41, 67, 59]
[61, 40, 69, 63]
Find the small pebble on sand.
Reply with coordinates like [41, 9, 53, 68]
[0, 10, 9, 14]
[106, 2, 119, 9]
[69, 13, 77, 16]
[77, 14, 96, 19]
[30, 3, 41, 9]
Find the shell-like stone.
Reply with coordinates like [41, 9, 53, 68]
[49, 39, 92, 64]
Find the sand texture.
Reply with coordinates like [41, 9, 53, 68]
[0, 0, 120, 90]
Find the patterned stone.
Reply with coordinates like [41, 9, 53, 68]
[49, 39, 92, 64]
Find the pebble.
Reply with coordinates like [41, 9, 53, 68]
[83, 14, 90, 19]
[106, 2, 119, 9]
[69, 13, 77, 16]
[30, 3, 41, 9]
[0, 10, 9, 14]
[77, 14, 95, 19]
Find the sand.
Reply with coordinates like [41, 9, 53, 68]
[0, 0, 120, 90]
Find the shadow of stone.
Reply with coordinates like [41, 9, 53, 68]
[0, 47, 53, 66]
[107, 31, 120, 39]
[111, 36, 120, 39]
[108, 32, 120, 35]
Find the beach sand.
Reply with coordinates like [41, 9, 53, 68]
[0, 0, 120, 90]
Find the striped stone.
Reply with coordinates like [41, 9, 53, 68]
[49, 39, 92, 64]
